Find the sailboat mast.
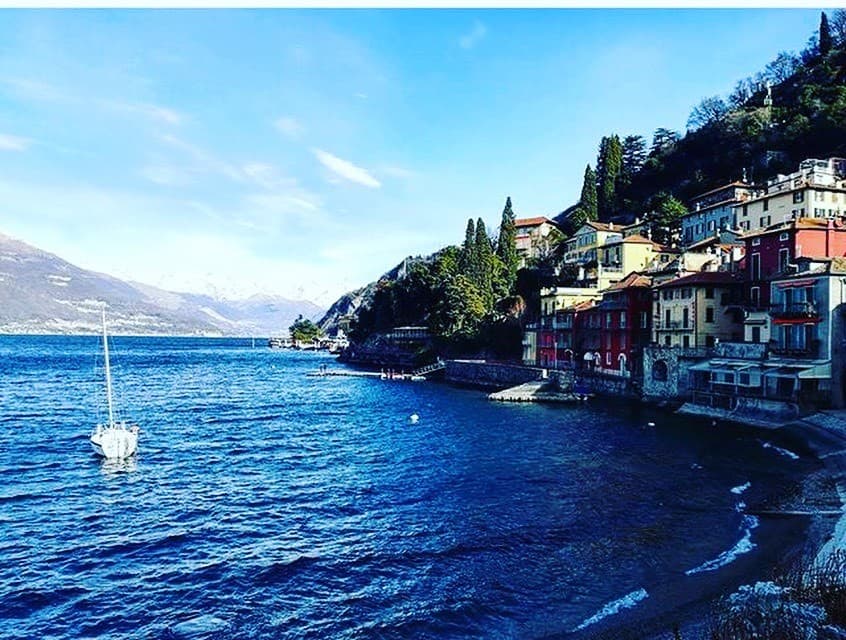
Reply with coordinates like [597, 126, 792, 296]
[102, 311, 115, 428]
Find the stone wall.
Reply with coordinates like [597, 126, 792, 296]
[642, 345, 713, 403]
[445, 360, 546, 389]
[575, 370, 638, 399]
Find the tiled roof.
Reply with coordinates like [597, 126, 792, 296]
[742, 217, 846, 239]
[604, 233, 665, 249]
[515, 216, 553, 228]
[604, 271, 652, 291]
[655, 270, 743, 289]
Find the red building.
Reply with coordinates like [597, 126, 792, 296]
[744, 218, 846, 309]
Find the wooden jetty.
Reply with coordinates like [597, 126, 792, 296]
[307, 360, 445, 382]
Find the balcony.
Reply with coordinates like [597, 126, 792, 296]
[769, 339, 822, 358]
[654, 320, 691, 331]
[769, 302, 820, 320]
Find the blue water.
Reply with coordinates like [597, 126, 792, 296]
[0, 336, 813, 639]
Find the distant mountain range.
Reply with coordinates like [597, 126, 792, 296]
[0, 232, 323, 336]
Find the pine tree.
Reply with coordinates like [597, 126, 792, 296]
[495, 196, 520, 294]
[596, 134, 622, 221]
[620, 135, 647, 188]
[820, 11, 833, 56]
[579, 164, 598, 222]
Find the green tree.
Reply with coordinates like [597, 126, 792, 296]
[646, 192, 687, 245]
[596, 134, 623, 220]
[495, 196, 520, 295]
[432, 274, 486, 339]
[821, 11, 833, 56]
[619, 135, 647, 192]
[289, 316, 322, 343]
[649, 128, 679, 157]
[460, 217, 477, 275]
[474, 217, 495, 304]
[578, 164, 598, 222]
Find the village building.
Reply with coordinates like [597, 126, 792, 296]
[514, 217, 562, 267]
[681, 181, 757, 246]
[562, 221, 623, 266]
[653, 271, 744, 349]
[742, 217, 846, 344]
[734, 157, 846, 234]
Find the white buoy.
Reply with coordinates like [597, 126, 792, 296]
[409, 414, 419, 424]
[647, 422, 656, 427]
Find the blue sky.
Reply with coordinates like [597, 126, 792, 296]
[0, 9, 823, 306]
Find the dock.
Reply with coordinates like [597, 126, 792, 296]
[488, 380, 590, 403]
[307, 360, 445, 382]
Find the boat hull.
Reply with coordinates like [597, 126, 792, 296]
[90, 423, 139, 459]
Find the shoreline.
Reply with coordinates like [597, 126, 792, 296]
[574, 412, 846, 639]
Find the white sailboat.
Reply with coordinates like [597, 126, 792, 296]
[90, 312, 139, 459]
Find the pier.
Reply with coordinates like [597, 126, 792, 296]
[488, 379, 590, 403]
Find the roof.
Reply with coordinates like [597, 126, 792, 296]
[655, 270, 743, 289]
[560, 299, 597, 313]
[604, 271, 652, 291]
[604, 233, 666, 250]
[515, 216, 553, 228]
[687, 235, 744, 252]
[773, 256, 846, 279]
[691, 181, 755, 202]
[742, 217, 846, 240]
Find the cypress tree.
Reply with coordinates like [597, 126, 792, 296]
[821, 11, 833, 56]
[496, 196, 520, 292]
[579, 164, 598, 222]
[460, 217, 476, 275]
[596, 134, 623, 221]
[474, 218, 493, 305]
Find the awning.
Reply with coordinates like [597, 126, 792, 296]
[798, 363, 832, 379]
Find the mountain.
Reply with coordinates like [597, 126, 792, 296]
[317, 257, 413, 334]
[0, 232, 322, 335]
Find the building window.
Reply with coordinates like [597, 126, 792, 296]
[779, 248, 790, 271]
[742, 204, 748, 217]
[705, 287, 715, 299]
[752, 238, 761, 246]
[706, 335, 716, 348]
[779, 232, 789, 241]
[620, 311, 626, 328]
[664, 335, 671, 346]
[640, 311, 648, 328]
[815, 190, 825, 201]
[759, 216, 771, 227]
[763, 199, 769, 211]
[751, 253, 761, 279]
[683, 335, 690, 348]
[793, 191, 804, 203]
[682, 307, 689, 329]
[706, 307, 714, 323]
[606, 352, 611, 365]
[652, 360, 668, 381]
[708, 220, 715, 231]
[605, 312, 612, 327]
[751, 286, 760, 307]
[606, 334, 612, 349]
[665, 308, 671, 327]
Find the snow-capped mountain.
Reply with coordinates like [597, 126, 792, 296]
[0, 232, 322, 336]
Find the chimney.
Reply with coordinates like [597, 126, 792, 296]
[608, 221, 614, 230]
[827, 217, 835, 256]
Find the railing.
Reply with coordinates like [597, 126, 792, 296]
[769, 302, 819, 318]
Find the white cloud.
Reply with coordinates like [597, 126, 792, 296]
[0, 133, 31, 151]
[459, 21, 488, 50]
[312, 148, 381, 189]
[273, 116, 305, 139]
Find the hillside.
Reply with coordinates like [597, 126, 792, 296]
[0, 232, 322, 336]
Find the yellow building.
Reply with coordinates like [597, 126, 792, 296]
[653, 272, 744, 349]
[562, 221, 623, 265]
